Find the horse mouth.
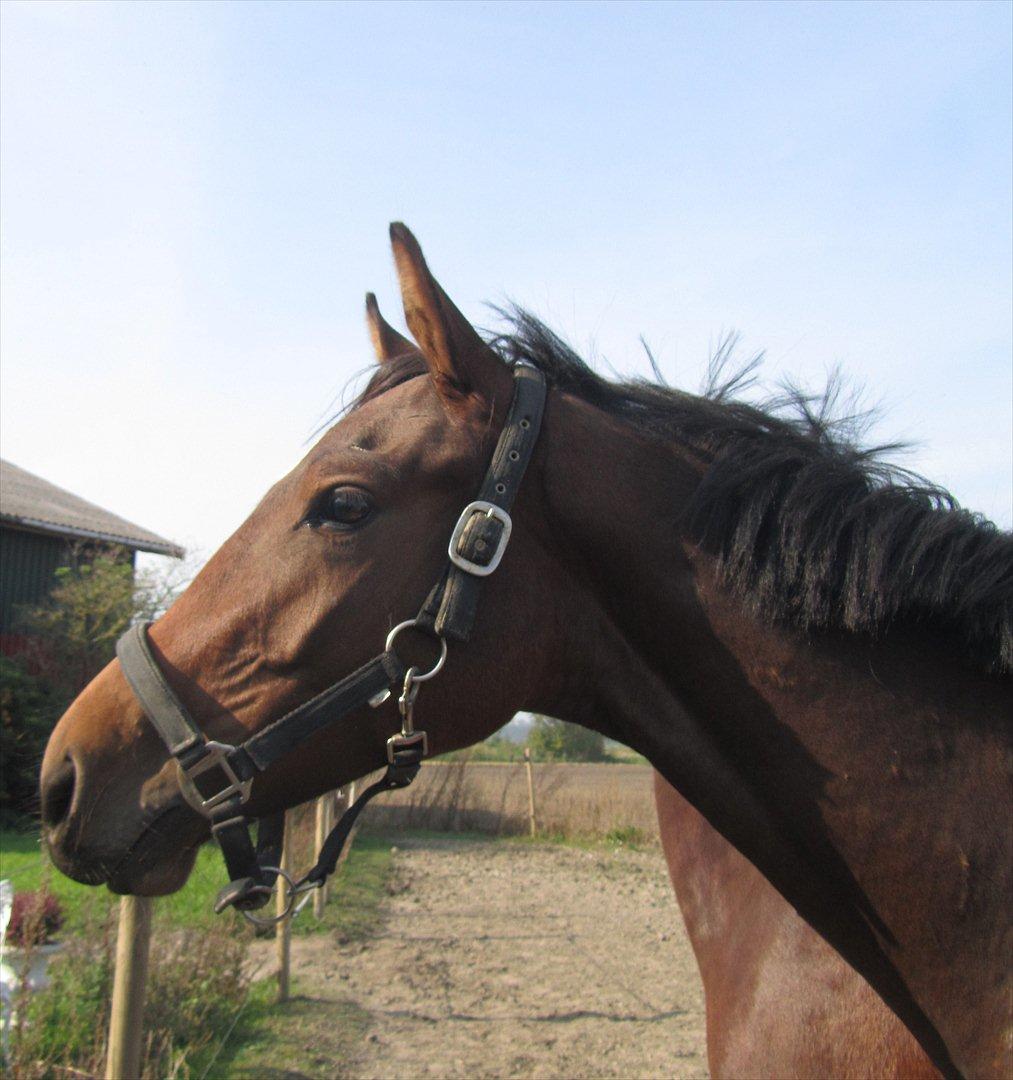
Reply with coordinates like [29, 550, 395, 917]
[104, 802, 206, 896]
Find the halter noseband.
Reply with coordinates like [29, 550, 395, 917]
[115, 366, 547, 922]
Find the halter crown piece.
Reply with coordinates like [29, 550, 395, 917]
[116, 366, 547, 924]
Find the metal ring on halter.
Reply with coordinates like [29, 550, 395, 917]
[385, 619, 447, 683]
[240, 866, 297, 928]
[289, 880, 320, 920]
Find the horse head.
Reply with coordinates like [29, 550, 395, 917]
[40, 225, 565, 896]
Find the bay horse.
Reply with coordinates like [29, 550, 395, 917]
[41, 225, 1010, 1078]
[375, 296, 942, 1080]
[370, 296, 938, 1079]
[655, 774, 939, 1077]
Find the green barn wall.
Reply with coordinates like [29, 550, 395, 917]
[0, 527, 140, 640]
[0, 526, 71, 636]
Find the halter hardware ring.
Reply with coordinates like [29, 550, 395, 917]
[239, 866, 294, 927]
[385, 619, 447, 683]
[238, 867, 319, 927]
[290, 880, 320, 919]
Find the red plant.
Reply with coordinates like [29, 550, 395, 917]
[6, 889, 63, 947]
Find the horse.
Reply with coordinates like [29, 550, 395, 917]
[375, 294, 941, 1080]
[40, 224, 1011, 1078]
[654, 773, 940, 1078]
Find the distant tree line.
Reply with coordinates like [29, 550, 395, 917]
[440, 715, 644, 764]
[526, 715, 608, 761]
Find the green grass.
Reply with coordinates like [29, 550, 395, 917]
[4, 825, 648, 1077]
[2, 828, 395, 1077]
[194, 836, 394, 1077]
[361, 826, 648, 853]
[504, 827, 649, 851]
[0, 828, 235, 934]
[0, 828, 395, 940]
[202, 978, 371, 1079]
[0, 826, 632, 941]
[291, 833, 393, 941]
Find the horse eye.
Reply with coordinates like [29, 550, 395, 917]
[316, 487, 373, 528]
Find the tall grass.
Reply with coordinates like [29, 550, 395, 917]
[6, 911, 251, 1079]
[359, 760, 659, 841]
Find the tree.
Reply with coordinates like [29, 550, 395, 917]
[526, 715, 608, 762]
[0, 656, 57, 821]
[23, 546, 190, 697]
[2, 546, 192, 821]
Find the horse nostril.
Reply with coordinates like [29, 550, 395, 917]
[41, 756, 77, 830]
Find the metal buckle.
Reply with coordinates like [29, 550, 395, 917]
[179, 741, 253, 813]
[387, 730, 427, 764]
[447, 501, 512, 577]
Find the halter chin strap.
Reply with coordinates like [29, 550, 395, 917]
[115, 365, 547, 920]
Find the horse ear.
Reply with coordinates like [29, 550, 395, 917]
[365, 292, 416, 363]
[389, 222, 512, 411]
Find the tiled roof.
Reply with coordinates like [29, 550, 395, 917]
[0, 459, 184, 557]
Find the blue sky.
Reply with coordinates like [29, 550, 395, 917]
[2, 0, 1010, 570]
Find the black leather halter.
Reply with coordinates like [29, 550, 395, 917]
[115, 366, 547, 921]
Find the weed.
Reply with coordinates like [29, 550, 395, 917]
[7, 910, 251, 1079]
[604, 825, 647, 848]
[6, 889, 63, 946]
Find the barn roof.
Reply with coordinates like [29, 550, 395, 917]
[0, 460, 184, 558]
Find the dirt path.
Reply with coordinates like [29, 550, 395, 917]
[255, 836, 708, 1079]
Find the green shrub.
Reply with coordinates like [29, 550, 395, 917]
[438, 733, 522, 762]
[6, 909, 116, 1077]
[2, 548, 189, 824]
[8, 914, 251, 1079]
[0, 656, 59, 823]
[22, 553, 137, 697]
[526, 715, 608, 762]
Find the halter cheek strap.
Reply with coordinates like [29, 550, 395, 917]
[115, 365, 547, 922]
[418, 364, 547, 641]
[116, 627, 410, 913]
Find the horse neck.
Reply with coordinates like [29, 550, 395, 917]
[533, 392, 1010, 1078]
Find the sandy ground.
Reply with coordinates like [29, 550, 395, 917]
[254, 836, 708, 1079]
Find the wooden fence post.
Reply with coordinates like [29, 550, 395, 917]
[332, 782, 359, 875]
[276, 811, 292, 1003]
[105, 894, 153, 1080]
[313, 792, 334, 918]
[524, 747, 537, 837]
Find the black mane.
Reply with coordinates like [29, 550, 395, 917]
[353, 310, 1012, 673]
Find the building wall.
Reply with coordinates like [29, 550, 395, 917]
[0, 527, 138, 648]
[0, 526, 72, 640]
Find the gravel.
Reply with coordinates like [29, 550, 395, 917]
[260, 836, 708, 1079]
